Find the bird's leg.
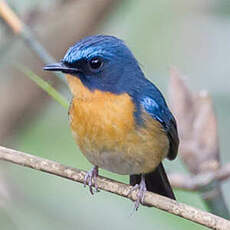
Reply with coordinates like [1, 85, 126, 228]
[129, 174, 147, 211]
[84, 166, 99, 195]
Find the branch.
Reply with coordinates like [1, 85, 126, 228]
[0, 146, 229, 230]
[0, 0, 119, 144]
[169, 67, 230, 218]
[0, 0, 64, 81]
[169, 163, 230, 191]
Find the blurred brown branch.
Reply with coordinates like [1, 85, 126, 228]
[169, 68, 219, 174]
[0, 145, 230, 230]
[0, 0, 64, 81]
[0, 0, 120, 144]
[169, 67, 229, 218]
[169, 163, 230, 191]
[0, 1, 22, 33]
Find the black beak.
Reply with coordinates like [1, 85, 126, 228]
[43, 62, 80, 74]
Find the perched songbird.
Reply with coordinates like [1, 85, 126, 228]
[44, 35, 179, 209]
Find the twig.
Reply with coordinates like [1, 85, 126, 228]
[169, 67, 230, 218]
[169, 164, 230, 191]
[0, 0, 65, 82]
[0, 0, 119, 144]
[0, 146, 230, 230]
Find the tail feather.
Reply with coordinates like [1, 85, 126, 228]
[130, 162, 176, 200]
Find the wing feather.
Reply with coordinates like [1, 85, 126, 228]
[141, 96, 179, 160]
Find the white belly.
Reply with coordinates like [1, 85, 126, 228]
[83, 149, 163, 175]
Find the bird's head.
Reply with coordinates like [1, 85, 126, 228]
[44, 35, 145, 94]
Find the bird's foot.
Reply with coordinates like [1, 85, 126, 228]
[84, 166, 99, 195]
[128, 175, 147, 211]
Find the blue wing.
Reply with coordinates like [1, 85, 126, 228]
[140, 95, 179, 160]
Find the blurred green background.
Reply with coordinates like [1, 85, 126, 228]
[0, 1, 230, 229]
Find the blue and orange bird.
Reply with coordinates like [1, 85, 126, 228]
[44, 35, 179, 209]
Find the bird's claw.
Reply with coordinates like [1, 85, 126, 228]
[84, 166, 99, 195]
[128, 175, 147, 211]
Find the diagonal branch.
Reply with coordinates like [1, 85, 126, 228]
[0, 0, 119, 144]
[169, 164, 230, 191]
[0, 146, 230, 230]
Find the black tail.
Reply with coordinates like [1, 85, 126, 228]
[130, 162, 176, 200]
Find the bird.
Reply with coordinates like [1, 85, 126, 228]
[44, 35, 179, 210]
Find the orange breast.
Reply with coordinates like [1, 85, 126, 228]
[66, 75, 169, 175]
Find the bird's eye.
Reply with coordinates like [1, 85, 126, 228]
[88, 57, 103, 72]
